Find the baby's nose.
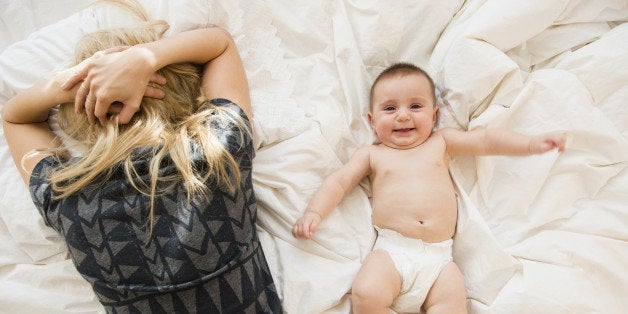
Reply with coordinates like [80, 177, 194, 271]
[396, 108, 410, 120]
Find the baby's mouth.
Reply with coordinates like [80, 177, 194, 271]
[394, 128, 415, 133]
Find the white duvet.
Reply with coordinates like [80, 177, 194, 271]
[0, 1, 626, 313]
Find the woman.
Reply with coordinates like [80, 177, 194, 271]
[2, 1, 281, 312]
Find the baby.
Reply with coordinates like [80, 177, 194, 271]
[292, 63, 566, 313]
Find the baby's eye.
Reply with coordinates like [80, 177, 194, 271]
[410, 103, 423, 109]
[384, 105, 396, 111]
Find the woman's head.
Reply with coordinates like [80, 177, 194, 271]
[58, 22, 202, 147]
[48, 0, 248, 237]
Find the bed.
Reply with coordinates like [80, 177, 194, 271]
[1, 0, 626, 313]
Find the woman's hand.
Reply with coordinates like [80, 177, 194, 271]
[61, 46, 166, 125]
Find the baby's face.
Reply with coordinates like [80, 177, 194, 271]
[369, 73, 437, 149]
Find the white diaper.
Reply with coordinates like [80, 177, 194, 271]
[373, 227, 453, 313]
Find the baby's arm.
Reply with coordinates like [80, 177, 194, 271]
[292, 146, 372, 239]
[438, 128, 566, 156]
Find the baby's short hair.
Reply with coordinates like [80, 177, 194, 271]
[369, 62, 436, 108]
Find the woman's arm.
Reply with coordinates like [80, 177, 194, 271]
[63, 27, 251, 125]
[2, 70, 78, 184]
[438, 127, 566, 156]
[198, 28, 251, 121]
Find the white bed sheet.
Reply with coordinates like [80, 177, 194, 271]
[1, 1, 627, 313]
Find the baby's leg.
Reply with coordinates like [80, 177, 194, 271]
[422, 261, 467, 314]
[351, 249, 401, 314]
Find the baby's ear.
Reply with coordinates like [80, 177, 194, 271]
[432, 105, 439, 124]
[367, 111, 374, 127]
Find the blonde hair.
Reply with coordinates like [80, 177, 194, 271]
[49, 0, 249, 232]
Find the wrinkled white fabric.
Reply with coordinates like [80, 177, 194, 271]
[0, 1, 626, 313]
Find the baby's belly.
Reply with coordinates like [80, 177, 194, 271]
[371, 201, 457, 243]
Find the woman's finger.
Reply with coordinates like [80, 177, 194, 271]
[61, 47, 126, 91]
[113, 102, 140, 125]
[144, 86, 165, 99]
[149, 73, 167, 85]
[84, 92, 97, 125]
[101, 46, 129, 54]
[62, 67, 88, 91]
[94, 96, 111, 126]
[75, 82, 89, 114]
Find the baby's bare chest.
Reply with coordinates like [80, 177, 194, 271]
[370, 143, 448, 181]
[369, 142, 455, 206]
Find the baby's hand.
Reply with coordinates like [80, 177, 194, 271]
[530, 132, 566, 154]
[292, 211, 322, 239]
